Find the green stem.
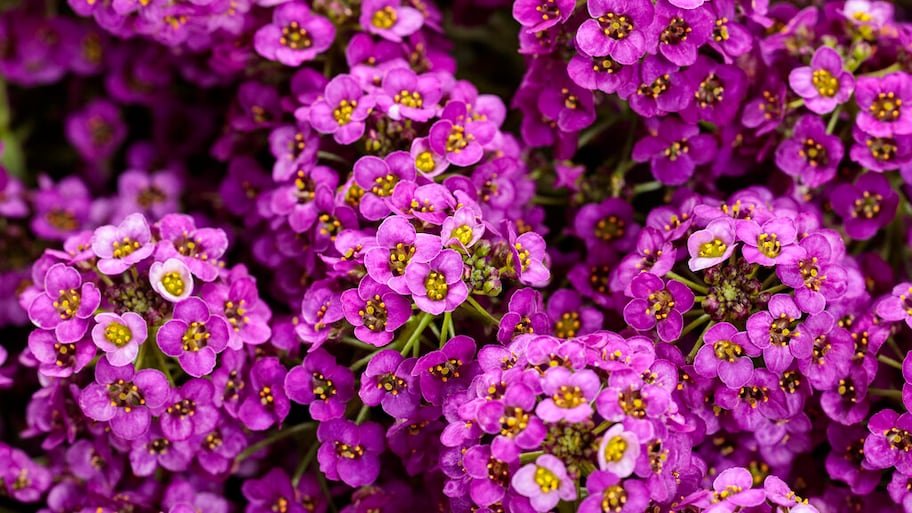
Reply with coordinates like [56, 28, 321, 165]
[878, 354, 905, 371]
[466, 295, 501, 325]
[292, 442, 319, 487]
[401, 312, 433, 356]
[681, 313, 711, 337]
[761, 284, 790, 295]
[666, 271, 709, 295]
[786, 98, 804, 110]
[860, 63, 902, 77]
[889, 337, 905, 360]
[340, 337, 377, 351]
[355, 403, 371, 424]
[520, 451, 543, 464]
[350, 349, 382, 371]
[868, 388, 903, 400]
[236, 422, 316, 462]
[592, 421, 612, 436]
[318, 471, 339, 513]
[440, 311, 452, 346]
[687, 321, 716, 362]
[826, 104, 843, 134]
[632, 181, 663, 195]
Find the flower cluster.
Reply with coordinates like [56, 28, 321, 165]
[2, 0, 912, 512]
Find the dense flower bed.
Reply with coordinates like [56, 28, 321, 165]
[1, 0, 912, 512]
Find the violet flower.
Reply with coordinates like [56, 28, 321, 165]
[342, 277, 413, 346]
[536, 367, 599, 423]
[78, 358, 169, 440]
[238, 357, 290, 431]
[316, 419, 385, 487]
[149, 258, 195, 303]
[775, 115, 844, 187]
[579, 471, 649, 513]
[693, 322, 760, 388]
[789, 46, 854, 114]
[830, 172, 899, 240]
[253, 2, 335, 66]
[309, 74, 374, 145]
[405, 249, 468, 315]
[511, 454, 576, 512]
[576, 0, 655, 65]
[359, 0, 424, 42]
[285, 348, 355, 421]
[27, 263, 101, 343]
[91, 311, 147, 367]
[157, 297, 230, 378]
[687, 217, 736, 271]
[855, 72, 912, 137]
[359, 350, 420, 418]
[155, 214, 229, 282]
[623, 272, 694, 342]
[632, 116, 716, 186]
[735, 217, 801, 266]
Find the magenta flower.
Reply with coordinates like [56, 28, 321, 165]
[508, 225, 551, 287]
[353, 152, 417, 221]
[64, 99, 126, 161]
[428, 101, 496, 167]
[536, 367, 599, 422]
[855, 72, 912, 137]
[632, 116, 716, 186]
[341, 277, 411, 346]
[149, 258, 194, 303]
[693, 322, 759, 388]
[849, 126, 912, 172]
[359, 350, 420, 418]
[687, 218, 736, 271]
[864, 409, 912, 475]
[413, 335, 476, 405]
[774, 115, 843, 187]
[316, 419, 385, 487]
[576, 0, 654, 65]
[511, 454, 576, 512]
[27, 263, 101, 343]
[91, 213, 154, 275]
[789, 46, 854, 114]
[238, 357, 290, 431]
[645, 0, 713, 67]
[579, 471, 649, 513]
[376, 68, 442, 122]
[285, 348, 354, 421]
[574, 198, 637, 254]
[359, 0, 423, 42]
[777, 234, 848, 314]
[157, 297, 231, 378]
[596, 423, 639, 477]
[735, 217, 801, 266]
[513, 0, 574, 32]
[704, 467, 767, 510]
[91, 311, 147, 367]
[78, 358, 169, 440]
[27, 329, 95, 378]
[876, 282, 912, 330]
[746, 294, 809, 373]
[309, 74, 374, 145]
[830, 173, 899, 240]
[405, 249, 468, 315]
[155, 214, 229, 282]
[365, 216, 441, 294]
[157, 378, 219, 442]
[623, 272, 694, 342]
[253, 2, 335, 66]
[200, 273, 272, 349]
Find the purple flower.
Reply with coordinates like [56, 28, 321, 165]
[687, 218, 736, 271]
[193, 420, 248, 476]
[129, 424, 193, 476]
[115, 169, 182, 220]
[825, 424, 880, 493]
[775, 115, 844, 187]
[354, 152, 417, 221]
[511, 454, 576, 512]
[463, 444, 518, 507]
[632, 116, 716, 186]
[694, 322, 759, 388]
[645, 0, 713, 67]
[855, 72, 912, 137]
[497, 288, 550, 343]
[342, 277, 414, 346]
[508, 225, 551, 287]
[149, 258, 195, 303]
[157, 297, 230, 377]
[365, 216, 441, 294]
[242, 468, 309, 513]
[27, 264, 101, 343]
[796, 312, 854, 391]
[706, 0, 752, 62]
[0, 446, 51, 503]
[428, 101, 496, 167]
[65, 99, 126, 161]
[78, 358, 169, 440]
[704, 467, 767, 510]
[628, 56, 692, 117]
[253, 2, 335, 66]
[157, 378, 219, 442]
[316, 419, 385, 487]
[576, 0, 655, 65]
[285, 348, 354, 421]
[405, 249, 468, 315]
[623, 272, 694, 342]
[91, 312, 147, 367]
[746, 294, 809, 373]
[681, 56, 748, 126]
[359, 0, 423, 42]
[91, 213, 154, 275]
[155, 214, 228, 282]
[27, 329, 95, 378]
[876, 282, 912, 330]
[574, 198, 637, 254]
[537, 77, 596, 132]
[864, 409, 912, 475]
[735, 217, 801, 266]
[597, 424, 639, 477]
[512, 0, 574, 32]
[238, 357, 291, 431]
[777, 234, 848, 314]
[536, 367, 599, 422]
[376, 68, 442, 122]
[579, 471, 649, 513]
[413, 335, 476, 405]
[309, 74, 374, 145]
[441, 206, 486, 250]
[547, 289, 602, 339]
[789, 46, 854, 114]
[201, 273, 272, 349]
[830, 173, 899, 240]
[359, 350, 420, 418]
[849, 125, 912, 172]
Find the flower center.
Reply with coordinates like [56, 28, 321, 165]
[259, 386, 274, 406]
[148, 438, 170, 455]
[852, 190, 883, 219]
[371, 173, 398, 197]
[759, 90, 782, 120]
[713, 17, 730, 42]
[867, 136, 898, 162]
[552, 385, 586, 408]
[870, 92, 902, 121]
[699, 238, 727, 258]
[536, 0, 561, 20]
[513, 242, 532, 271]
[46, 208, 78, 231]
[53, 288, 82, 320]
[224, 299, 248, 332]
[769, 314, 798, 346]
[424, 271, 449, 301]
[595, 215, 625, 242]
[452, 225, 474, 246]
[562, 88, 579, 110]
[812, 69, 838, 97]
[799, 138, 828, 167]
[597, 12, 633, 40]
[603, 435, 628, 463]
[359, 294, 389, 332]
[371, 6, 397, 29]
[713, 339, 743, 362]
[756, 232, 781, 258]
[445, 125, 472, 153]
[713, 484, 744, 502]
[394, 89, 423, 108]
[175, 235, 205, 259]
[88, 116, 114, 146]
[137, 186, 166, 208]
[779, 371, 802, 394]
[104, 321, 132, 347]
[312, 372, 337, 400]
[280, 21, 312, 50]
[648, 289, 675, 320]
[377, 373, 407, 395]
[887, 427, 912, 452]
[166, 398, 196, 418]
[181, 321, 210, 352]
[429, 358, 462, 382]
[592, 56, 621, 74]
[534, 465, 560, 493]
[695, 73, 724, 108]
[415, 151, 435, 173]
[107, 378, 146, 411]
[318, 213, 342, 241]
[637, 74, 670, 99]
[52, 342, 78, 368]
[600, 485, 628, 513]
[798, 257, 825, 291]
[499, 406, 530, 436]
[737, 385, 768, 408]
[664, 140, 689, 161]
[334, 441, 365, 459]
[660, 17, 691, 45]
[487, 457, 511, 487]
[333, 99, 357, 126]
[554, 311, 581, 339]
[388, 242, 416, 276]
[161, 271, 186, 297]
